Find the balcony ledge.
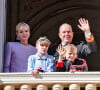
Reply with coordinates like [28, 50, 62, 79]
[0, 72, 100, 86]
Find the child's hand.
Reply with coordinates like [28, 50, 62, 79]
[57, 45, 65, 62]
[31, 67, 41, 76]
[31, 70, 39, 76]
[70, 68, 76, 73]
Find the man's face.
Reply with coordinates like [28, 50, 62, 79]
[59, 24, 73, 44]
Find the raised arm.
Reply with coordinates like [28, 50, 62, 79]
[56, 45, 65, 62]
[77, 18, 97, 58]
[54, 45, 66, 72]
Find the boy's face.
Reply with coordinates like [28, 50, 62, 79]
[36, 43, 49, 55]
[65, 49, 77, 62]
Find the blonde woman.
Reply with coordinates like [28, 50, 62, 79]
[4, 22, 37, 72]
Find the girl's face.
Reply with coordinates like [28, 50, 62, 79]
[36, 43, 49, 55]
[16, 26, 30, 41]
[65, 49, 77, 62]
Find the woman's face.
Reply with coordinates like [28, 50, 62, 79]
[16, 26, 30, 41]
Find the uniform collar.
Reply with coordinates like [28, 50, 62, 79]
[36, 53, 48, 60]
[61, 42, 66, 47]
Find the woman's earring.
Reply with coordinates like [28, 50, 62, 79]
[16, 36, 20, 40]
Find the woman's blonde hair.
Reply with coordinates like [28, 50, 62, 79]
[16, 22, 30, 32]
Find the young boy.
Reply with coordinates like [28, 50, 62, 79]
[55, 44, 88, 72]
[27, 36, 54, 76]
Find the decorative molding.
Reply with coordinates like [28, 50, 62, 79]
[1, 72, 100, 86]
[24, 0, 45, 14]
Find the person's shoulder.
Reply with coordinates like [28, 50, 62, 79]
[6, 42, 19, 46]
[47, 54, 54, 60]
[8, 42, 19, 44]
[79, 58, 86, 63]
[75, 58, 86, 63]
[28, 54, 37, 59]
[7, 42, 15, 44]
[29, 54, 37, 57]
[74, 41, 86, 45]
[28, 54, 37, 63]
[47, 54, 53, 58]
[29, 44, 36, 49]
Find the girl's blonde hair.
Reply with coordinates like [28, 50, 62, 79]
[36, 36, 51, 47]
[16, 22, 30, 32]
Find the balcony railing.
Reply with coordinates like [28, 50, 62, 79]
[0, 72, 100, 90]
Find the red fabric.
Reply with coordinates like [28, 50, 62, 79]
[70, 58, 88, 71]
[56, 61, 63, 67]
[85, 35, 94, 43]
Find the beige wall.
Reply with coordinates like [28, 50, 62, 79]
[0, 0, 6, 72]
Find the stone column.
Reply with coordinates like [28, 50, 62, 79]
[52, 84, 64, 90]
[36, 84, 47, 90]
[85, 84, 96, 90]
[4, 85, 15, 90]
[0, 0, 6, 72]
[69, 84, 80, 90]
[20, 85, 31, 90]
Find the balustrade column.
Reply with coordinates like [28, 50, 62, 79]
[4, 85, 15, 90]
[20, 85, 31, 90]
[52, 84, 64, 90]
[85, 84, 96, 90]
[36, 84, 47, 90]
[69, 84, 80, 90]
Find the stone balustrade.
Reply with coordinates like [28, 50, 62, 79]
[0, 72, 100, 90]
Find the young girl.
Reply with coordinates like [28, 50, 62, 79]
[4, 22, 37, 72]
[55, 44, 88, 72]
[27, 36, 54, 76]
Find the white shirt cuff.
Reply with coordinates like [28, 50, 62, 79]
[85, 32, 91, 38]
